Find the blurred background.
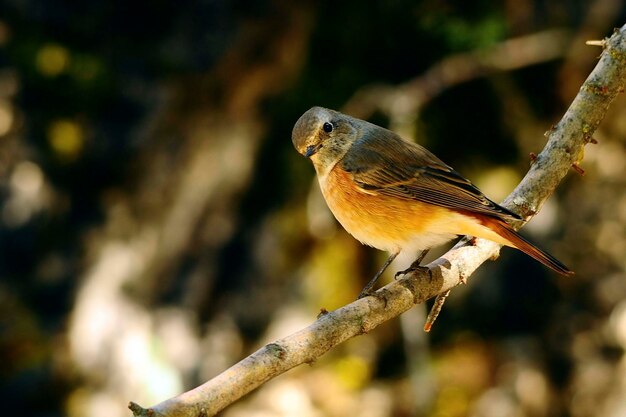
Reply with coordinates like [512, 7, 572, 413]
[1, 1, 626, 416]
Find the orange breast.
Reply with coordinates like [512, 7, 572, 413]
[320, 165, 458, 253]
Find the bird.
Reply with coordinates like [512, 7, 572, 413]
[292, 106, 573, 298]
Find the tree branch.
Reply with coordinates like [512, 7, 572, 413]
[342, 28, 572, 135]
[129, 24, 626, 417]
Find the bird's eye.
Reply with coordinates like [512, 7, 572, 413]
[322, 122, 333, 133]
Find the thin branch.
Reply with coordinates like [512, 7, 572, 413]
[129, 24, 626, 417]
[342, 29, 572, 125]
[423, 290, 451, 333]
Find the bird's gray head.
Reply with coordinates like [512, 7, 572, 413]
[291, 107, 359, 176]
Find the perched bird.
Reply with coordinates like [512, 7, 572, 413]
[292, 106, 573, 298]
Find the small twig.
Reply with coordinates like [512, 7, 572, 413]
[586, 39, 607, 47]
[571, 163, 586, 176]
[128, 402, 154, 417]
[423, 290, 451, 332]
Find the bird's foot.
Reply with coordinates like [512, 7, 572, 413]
[394, 265, 431, 280]
[356, 252, 400, 300]
[357, 288, 391, 309]
[357, 288, 374, 300]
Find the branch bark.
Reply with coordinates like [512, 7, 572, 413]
[129, 24, 626, 417]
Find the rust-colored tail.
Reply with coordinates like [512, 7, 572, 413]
[481, 218, 574, 276]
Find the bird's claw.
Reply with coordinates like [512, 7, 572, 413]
[394, 265, 430, 280]
[357, 289, 374, 300]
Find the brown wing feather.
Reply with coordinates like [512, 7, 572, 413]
[340, 125, 522, 222]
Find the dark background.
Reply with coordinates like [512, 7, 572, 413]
[1, 1, 626, 416]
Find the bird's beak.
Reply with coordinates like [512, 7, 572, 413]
[304, 143, 322, 158]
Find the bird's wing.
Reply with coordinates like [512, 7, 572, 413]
[340, 127, 522, 222]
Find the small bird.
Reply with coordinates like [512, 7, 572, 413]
[292, 106, 573, 298]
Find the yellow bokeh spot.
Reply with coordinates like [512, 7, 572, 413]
[334, 355, 370, 390]
[474, 166, 521, 202]
[36, 43, 70, 77]
[434, 385, 470, 417]
[306, 235, 362, 308]
[47, 119, 83, 161]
